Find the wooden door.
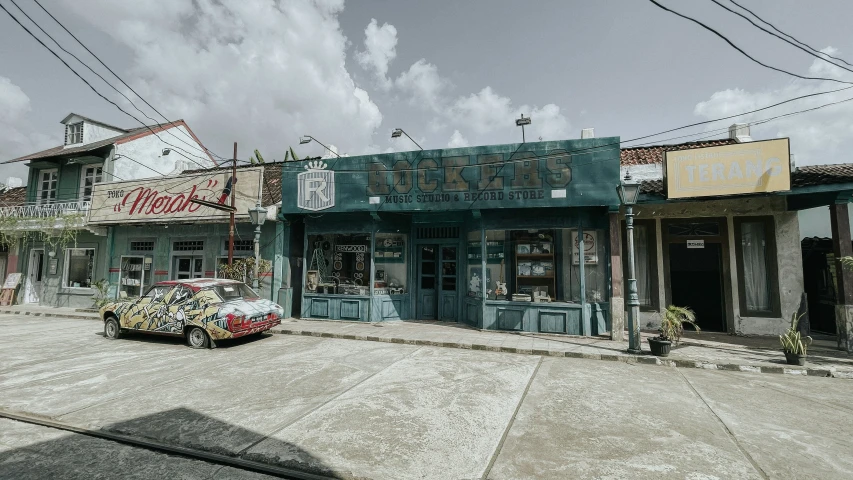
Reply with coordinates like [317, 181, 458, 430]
[417, 245, 438, 319]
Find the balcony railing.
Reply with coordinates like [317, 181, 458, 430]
[0, 200, 91, 219]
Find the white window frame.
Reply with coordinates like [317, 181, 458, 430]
[63, 247, 96, 290]
[65, 122, 83, 145]
[79, 164, 103, 202]
[37, 169, 58, 205]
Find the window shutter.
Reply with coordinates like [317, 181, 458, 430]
[65, 124, 70, 145]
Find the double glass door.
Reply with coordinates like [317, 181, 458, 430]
[173, 256, 203, 279]
[417, 245, 458, 320]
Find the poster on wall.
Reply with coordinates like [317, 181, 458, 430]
[2, 273, 22, 289]
[572, 231, 598, 265]
[88, 167, 264, 225]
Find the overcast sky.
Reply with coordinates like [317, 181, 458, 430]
[1, 0, 852, 234]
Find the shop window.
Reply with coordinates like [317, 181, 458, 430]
[374, 233, 407, 295]
[305, 234, 371, 295]
[173, 240, 204, 252]
[483, 228, 607, 303]
[623, 220, 658, 309]
[467, 230, 508, 300]
[130, 240, 155, 252]
[222, 239, 254, 253]
[64, 248, 95, 288]
[734, 217, 780, 317]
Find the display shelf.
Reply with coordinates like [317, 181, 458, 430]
[513, 231, 556, 301]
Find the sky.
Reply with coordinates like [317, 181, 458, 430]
[1, 0, 852, 235]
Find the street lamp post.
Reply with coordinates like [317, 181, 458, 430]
[616, 171, 642, 353]
[248, 201, 268, 290]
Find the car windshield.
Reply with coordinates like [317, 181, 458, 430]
[209, 283, 260, 302]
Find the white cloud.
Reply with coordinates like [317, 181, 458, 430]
[55, 0, 382, 159]
[395, 59, 449, 111]
[447, 130, 469, 148]
[0, 77, 57, 181]
[448, 87, 571, 143]
[694, 48, 853, 166]
[355, 18, 398, 90]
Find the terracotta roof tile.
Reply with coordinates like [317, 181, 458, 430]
[0, 187, 26, 207]
[792, 164, 853, 188]
[621, 138, 739, 166]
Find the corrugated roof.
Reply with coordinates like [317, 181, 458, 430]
[621, 138, 739, 166]
[0, 187, 26, 207]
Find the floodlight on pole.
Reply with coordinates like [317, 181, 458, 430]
[298, 135, 341, 157]
[391, 128, 423, 150]
[515, 114, 531, 143]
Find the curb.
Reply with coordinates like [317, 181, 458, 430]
[270, 328, 852, 380]
[0, 309, 99, 321]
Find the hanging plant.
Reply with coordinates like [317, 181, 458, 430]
[0, 211, 84, 254]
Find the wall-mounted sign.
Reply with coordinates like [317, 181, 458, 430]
[664, 138, 790, 199]
[2, 273, 22, 289]
[335, 245, 367, 253]
[572, 230, 598, 265]
[282, 139, 622, 214]
[686, 240, 705, 249]
[48, 258, 59, 275]
[88, 168, 264, 224]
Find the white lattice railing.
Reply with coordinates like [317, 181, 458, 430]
[0, 200, 91, 219]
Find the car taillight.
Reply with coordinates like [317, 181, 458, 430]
[226, 313, 246, 331]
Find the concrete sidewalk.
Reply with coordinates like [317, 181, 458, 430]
[271, 318, 853, 379]
[3, 305, 851, 378]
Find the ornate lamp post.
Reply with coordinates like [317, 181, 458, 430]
[616, 171, 643, 353]
[247, 201, 268, 290]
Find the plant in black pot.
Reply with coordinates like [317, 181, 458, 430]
[780, 312, 812, 366]
[649, 305, 700, 357]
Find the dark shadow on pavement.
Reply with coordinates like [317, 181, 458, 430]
[0, 407, 343, 479]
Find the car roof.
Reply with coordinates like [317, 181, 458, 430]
[154, 278, 243, 292]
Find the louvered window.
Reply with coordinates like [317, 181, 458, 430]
[65, 122, 83, 145]
[173, 241, 204, 252]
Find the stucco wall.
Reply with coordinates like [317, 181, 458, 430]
[113, 126, 213, 180]
[632, 196, 803, 336]
[84, 122, 124, 145]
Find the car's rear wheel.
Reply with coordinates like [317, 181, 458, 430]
[104, 316, 122, 340]
[187, 327, 210, 349]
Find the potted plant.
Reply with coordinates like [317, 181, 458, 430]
[648, 305, 700, 356]
[780, 312, 812, 366]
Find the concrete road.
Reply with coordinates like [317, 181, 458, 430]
[0, 314, 851, 480]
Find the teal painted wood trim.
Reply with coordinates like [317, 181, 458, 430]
[273, 221, 286, 302]
[483, 301, 596, 334]
[303, 294, 370, 321]
[281, 138, 622, 215]
[480, 226, 486, 329]
[371, 295, 411, 321]
[57, 163, 80, 202]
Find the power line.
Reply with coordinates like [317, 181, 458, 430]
[726, 0, 853, 68]
[710, 0, 853, 76]
[0, 2, 213, 171]
[646, 0, 853, 85]
[28, 0, 228, 163]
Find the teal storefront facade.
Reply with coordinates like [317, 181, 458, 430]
[279, 138, 622, 335]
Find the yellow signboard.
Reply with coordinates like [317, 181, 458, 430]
[664, 138, 790, 199]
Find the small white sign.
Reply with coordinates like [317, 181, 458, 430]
[687, 240, 705, 249]
[551, 189, 567, 199]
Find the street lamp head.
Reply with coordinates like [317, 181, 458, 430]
[299, 136, 312, 145]
[248, 201, 268, 226]
[161, 148, 171, 156]
[391, 128, 403, 138]
[616, 170, 642, 206]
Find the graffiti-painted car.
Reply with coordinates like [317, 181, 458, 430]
[100, 279, 284, 348]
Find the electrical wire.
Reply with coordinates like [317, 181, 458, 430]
[26, 0, 227, 163]
[0, 2, 214, 171]
[726, 0, 853, 68]
[710, 0, 853, 76]
[646, 0, 853, 85]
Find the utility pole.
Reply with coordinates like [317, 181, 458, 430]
[228, 142, 236, 266]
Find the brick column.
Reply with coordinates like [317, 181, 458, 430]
[609, 212, 624, 341]
[829, 203, 853, 352]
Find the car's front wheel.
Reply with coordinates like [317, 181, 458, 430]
[104, 316, 122, 340]
[186, 327, 210, 349]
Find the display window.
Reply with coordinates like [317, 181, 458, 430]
[482, 228, 607, 303]
[374, 233, 407, 295]
[305, 234, 371, 295]
[64, 248, 96, 288]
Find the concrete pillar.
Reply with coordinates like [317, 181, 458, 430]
[609, 212, 624, 341]
[830, 203, 853, 353]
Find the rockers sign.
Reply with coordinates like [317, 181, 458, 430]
[298, 160, 335, 211]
